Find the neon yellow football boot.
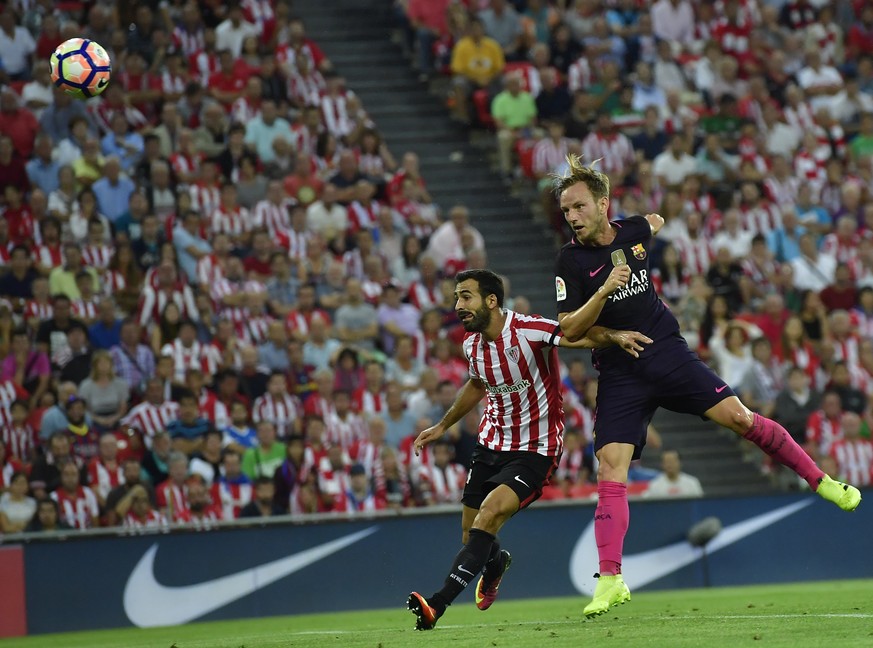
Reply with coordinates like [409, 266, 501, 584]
[583, 573, 631, 618]
[817, 475, 862, 512]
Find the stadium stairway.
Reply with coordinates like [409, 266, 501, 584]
[652, 409, 777, 497]
[294, 0, 778, 498]
[294, 0, 559, 316]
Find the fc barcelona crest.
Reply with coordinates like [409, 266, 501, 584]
[506, 346, 520, 363]
[631, 243, 646, 260]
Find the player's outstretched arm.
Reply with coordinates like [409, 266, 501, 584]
[413, 378, 487, 455]
[573, 325, 653, 358]
[645, 213, 664, 235]
[558, 265, 631, 341]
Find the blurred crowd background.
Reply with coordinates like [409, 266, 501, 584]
[0, 0, 872, 534]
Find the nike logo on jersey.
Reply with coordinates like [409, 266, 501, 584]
[589, 264, 606, 277]
[715, 385, 728, 393]
[514, 475, 530, 488]
[569, 501, 812, 594]
[123, 527, 377, 627]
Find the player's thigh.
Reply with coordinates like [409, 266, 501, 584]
[657, 358, 738, 417]
[461, 452, 500, 510]
[592, 372, 655, 461]
[475, 451, 557, 513]
[703, 395, 754, 433]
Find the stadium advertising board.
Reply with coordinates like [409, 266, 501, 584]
[10, 492, 872, 635]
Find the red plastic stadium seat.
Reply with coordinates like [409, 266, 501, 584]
[473, 89, 495, 129]
[503, 61, 535, 93]
[568, 483, 598, 500]
[515, 139, 536, 179]
[539, 484, 565, 500]
[627, 481, 650, 497]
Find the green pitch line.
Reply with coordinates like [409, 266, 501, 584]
[8, 579, 873, 648]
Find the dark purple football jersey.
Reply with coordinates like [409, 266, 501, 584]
[555, 215, 684, 371]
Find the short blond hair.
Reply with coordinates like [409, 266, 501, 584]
[552, 154, 611, 200]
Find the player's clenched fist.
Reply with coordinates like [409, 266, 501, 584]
[602, 264, 631, 294]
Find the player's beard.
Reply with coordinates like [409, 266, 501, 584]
[458, 304, 491, 332]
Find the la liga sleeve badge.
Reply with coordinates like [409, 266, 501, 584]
[556, 276, 567, 301]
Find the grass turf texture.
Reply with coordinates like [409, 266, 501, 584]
[7, 579, 872, 648]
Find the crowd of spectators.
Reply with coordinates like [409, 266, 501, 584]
[3, 0, 873, 535]
[0, 0, 514, 534]
[398, 0, 873, 489]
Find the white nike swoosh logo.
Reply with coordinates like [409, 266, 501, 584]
[124, 527, 377, 627]
[570, 500, 812, 594]
[458, 565, 475, 576]
[514, 475, 529, 488]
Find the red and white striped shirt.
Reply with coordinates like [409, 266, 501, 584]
[212, 479, 254, 519]
[156, 481, 189, 520]
[211, 206, 253, 238]
[673, 235, 712, 276]
[352, 387, 386, 416]
[764, 176, 800, 207]
[320, 92, 353, 138]
[285, 308, 332, 337]
[23, 299, 53, 323]
[785, 101, 816, 133]
[532, 137, 571, 176]
[170, 151, 203, 180]
[139, 284, 199, 327]
[72, 298, 99, 322]
[122, 400, 180, 446]
[188, 49, 220, 85]
[0, 423, 36, 462]
[289, 124, 317, 158]
[231, 97, 261, 125]
[580, 132, 635, 177]
[195, 254, 225, 287]
[464, 311, 564, 457]
[236, 314, 273, 346]
[253, 199, 293, 234]
[830, 335, 861, 369]
[740, 202, 782, 237]
[33, 243, 62, 269]
[189, 183, 222, 218]
[253, 392, 304, 438]
[103, 270, 127, 298]
[418, 462, 467, 503]
[161, 71, 187, 98]
[172, 25, 205, 57]
[52, 486, 99, 529]
[407, 281, 440, 312]
[124, 509, 169, 531]
[288, 72, 325, 107]
[161, 339, 223, 382]
[325, 411, 368, 449]
[86, 457, 124, 501]
[820, 233, 860, 266]
[211, 278, 267, 322]
[82, 244, 115, 270]
[830, 438, 873, 487]
[567, 57, 593, 92]
[806, 410, 842, 456]
[346, 201, 379, 234]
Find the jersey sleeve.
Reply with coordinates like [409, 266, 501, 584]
[516, 314, 564, 348]
[555, 248, 585, 314]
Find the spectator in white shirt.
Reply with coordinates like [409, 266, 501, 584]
[711, 209, 754, 261]
[791, 232, 837, 292]
[306, 185, 348, 240]
[652, 134, 697, 189]
[797, 47, 843, 112]
[650, 0, 695, 46]
[0, 7, 36, 79]
[631, 61, 667, 113]
[21, 61, 54, 119]
[644, 449, 704, 498]
[215, 4, 259, 58]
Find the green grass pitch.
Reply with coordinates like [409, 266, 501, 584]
[7, 579, 872, 648]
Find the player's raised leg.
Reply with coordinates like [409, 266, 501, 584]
[705, 396, 861, 511]
[408, 486, 519, 630]
[583, 441, 633, 618]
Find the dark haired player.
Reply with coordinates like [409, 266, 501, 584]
[406, 269, 651, 630]
[553, 155, 862, 618]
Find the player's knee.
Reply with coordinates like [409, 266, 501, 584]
[597, 462, 628, 484]
[727, 406, 754, 434]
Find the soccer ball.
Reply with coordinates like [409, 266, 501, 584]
[50, 38, 112, 99]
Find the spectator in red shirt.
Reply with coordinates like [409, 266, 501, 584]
[820, 263, 859, 312]
[0, 89, 39, 159]
[407, 0, 451, 81]
[209, 50, 248, 111]
[847, 6, 873, 60]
